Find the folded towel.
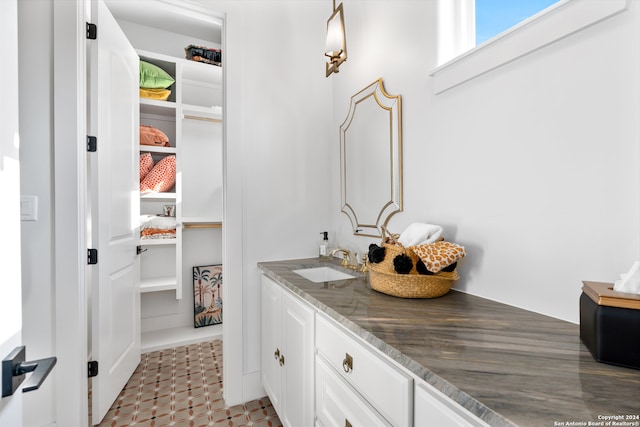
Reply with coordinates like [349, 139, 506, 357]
[140, 214, 177, 230]
[410, 241, 466, 273]
[141, 228, 176, 239]
[398, 223, 443, 247]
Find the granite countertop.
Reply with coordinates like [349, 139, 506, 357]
[258, 258, 640, 427]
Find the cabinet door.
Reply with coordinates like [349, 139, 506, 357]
[281, 291, 314, 427]
[414, 382, 488, 427]
[261, 276, 282, 413]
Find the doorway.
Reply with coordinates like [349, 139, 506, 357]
[18, 0, 228, 425]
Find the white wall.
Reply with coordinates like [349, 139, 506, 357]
[331, 0, 640, 324]
[227, 0, 334, 396]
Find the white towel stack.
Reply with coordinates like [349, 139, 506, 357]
[397, 223, 443, 247]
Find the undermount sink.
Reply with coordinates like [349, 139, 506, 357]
[292, 266, 356, 283]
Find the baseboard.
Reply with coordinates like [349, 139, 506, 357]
[242, 370, 266, 402]
[141, 324, 222, 353]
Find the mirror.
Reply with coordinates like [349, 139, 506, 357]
[340, 78, 402, 237]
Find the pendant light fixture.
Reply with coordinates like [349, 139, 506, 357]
[325, 0, 347, 77]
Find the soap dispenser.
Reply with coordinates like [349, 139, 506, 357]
[319, 231, 331, 260]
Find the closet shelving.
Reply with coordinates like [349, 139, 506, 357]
[138, 51, 180, 298]
[137, 48, 223, 351]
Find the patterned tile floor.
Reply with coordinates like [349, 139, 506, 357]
[97, 340, 282, 427]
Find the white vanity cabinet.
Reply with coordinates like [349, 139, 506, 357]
[316, 314, 413, 427]
[414, 382, 490, 427]
[261, 276, 315, 427]
[260, 272, 490, 427]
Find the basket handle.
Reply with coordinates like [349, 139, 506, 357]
[381, 226, 402, 247]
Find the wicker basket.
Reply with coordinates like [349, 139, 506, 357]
[367, 228, 459, 298]
[368, 262, 458, 298]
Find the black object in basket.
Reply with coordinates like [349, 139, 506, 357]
[185, 45, 222, 66]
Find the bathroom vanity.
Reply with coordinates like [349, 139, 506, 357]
[258, 258, 640, 427]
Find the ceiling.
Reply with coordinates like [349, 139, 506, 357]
[104, 0, 222, 43]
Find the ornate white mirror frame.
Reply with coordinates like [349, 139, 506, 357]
[340, 78, 402, 237]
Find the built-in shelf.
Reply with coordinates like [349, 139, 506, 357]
[181, 217, 222, 228]
[140, 192, 176, 200]
[137, 48, 223, 350]
[182, 104, 222, 123]
[141, 324, 223, 353]
[140, 146, 177, 154]
[140, 276, 178, 293]
[182, 59, 222, 85]
[140, 98, 177, 116]
[183, 223, 222, 229]
[140, 238, 177, 246]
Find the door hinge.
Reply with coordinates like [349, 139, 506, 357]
[86, 22, 97, 40]
[87, 249, 98, 265]
[88, 361, 98, 378]
[87, 135, 97, 152]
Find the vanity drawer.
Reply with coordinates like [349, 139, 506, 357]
[415, 381, 489, 427]
[315, 314, 412, 427]
[316, 357, 391, 427]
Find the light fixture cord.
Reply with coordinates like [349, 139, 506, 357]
[333, 0, 336, 11]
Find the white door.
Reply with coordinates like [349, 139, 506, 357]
[0, 0, 23, 424]
[89, 0, 141, 424]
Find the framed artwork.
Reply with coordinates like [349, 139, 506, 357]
[193, 264, 223, 328]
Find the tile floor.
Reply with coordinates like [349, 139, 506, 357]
[96, 340, 282, 427]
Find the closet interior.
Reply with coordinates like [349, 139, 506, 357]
[106, 1, 224, 352]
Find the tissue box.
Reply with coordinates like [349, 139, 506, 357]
[580, 281, 640, 370]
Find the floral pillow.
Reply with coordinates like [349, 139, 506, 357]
[140, 152, 154, 181]
[140, 155, 176, 193]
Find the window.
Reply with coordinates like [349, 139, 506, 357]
[432, 0, 629, 94]
[475, 0, 560, 45]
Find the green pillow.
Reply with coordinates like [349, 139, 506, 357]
[139, 60, 175, 89]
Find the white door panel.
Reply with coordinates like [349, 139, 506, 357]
[89, 0, 140, 424]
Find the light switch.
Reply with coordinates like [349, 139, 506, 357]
[20, 195, 38, 221]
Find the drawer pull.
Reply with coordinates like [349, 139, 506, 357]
[274, 348, 280, 360]
[279, 354, 285, 367]
[345, 419, 352, 427]
[342, 353, 353, 373]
